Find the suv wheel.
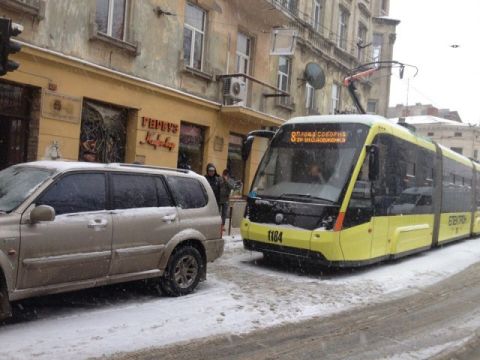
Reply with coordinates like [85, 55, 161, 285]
[161, 246, 204, 296]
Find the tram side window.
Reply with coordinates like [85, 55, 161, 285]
[476, 171, 480, 210]
[442, 157, 472, 213]
[371, 135, 434, 216]
[383, 137, 418, 215]
[410, 148, 435, 214]
[370, 135, 420, 216]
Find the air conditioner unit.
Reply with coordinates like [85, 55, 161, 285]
[223, 77, 247, 103]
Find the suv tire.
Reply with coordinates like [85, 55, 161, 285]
[161, 246, 204, 296]
[0, 278, 11, 321]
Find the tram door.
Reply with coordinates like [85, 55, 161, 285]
[342, 145, 387, 260]
[370, 134, 392, 258]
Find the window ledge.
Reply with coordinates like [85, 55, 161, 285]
[90, 31, 139, 56]
[275, 101, 295, 112]
[181, 66, 214, 82]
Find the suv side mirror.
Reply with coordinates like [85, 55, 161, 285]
[366, 145, 380, 182]
[30, 205, 56, 223]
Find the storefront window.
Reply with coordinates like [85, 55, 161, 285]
[177, 122, 205, 174]
[227, 133, 245, 194]
[79, 100, 128, 163]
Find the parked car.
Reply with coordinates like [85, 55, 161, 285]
[0, 161, 224, 320]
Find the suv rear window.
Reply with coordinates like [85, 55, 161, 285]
[167, 176, 207, 209]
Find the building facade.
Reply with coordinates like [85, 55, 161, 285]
[0, 0, 398, 192]
[388, 103, 462, 122]
[395, 116, 480, 160]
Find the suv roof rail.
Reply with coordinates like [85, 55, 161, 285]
[115, 163, 192, 174]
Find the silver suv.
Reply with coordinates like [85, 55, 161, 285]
[0, 161, 224, 320]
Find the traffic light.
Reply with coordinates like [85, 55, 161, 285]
[0, 18, 23, 76]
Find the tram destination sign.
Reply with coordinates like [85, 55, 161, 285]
[289, 131, 347, 144]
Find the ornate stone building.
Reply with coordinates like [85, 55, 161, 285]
[0, 0, 399, 191]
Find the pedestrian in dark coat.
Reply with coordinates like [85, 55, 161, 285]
[219, 169, 235, 227]
[205, 163, 221, 207]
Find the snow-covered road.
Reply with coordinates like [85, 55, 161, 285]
[1, 235, 480, 360]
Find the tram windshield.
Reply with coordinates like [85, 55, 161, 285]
[251, 123, 369, 204]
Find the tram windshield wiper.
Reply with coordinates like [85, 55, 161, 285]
[278, 193, 335, 204]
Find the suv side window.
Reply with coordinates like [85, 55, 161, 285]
[111, 174, 157, 209]
[37, 173, 106, 215]
[166, 176, 207, 209]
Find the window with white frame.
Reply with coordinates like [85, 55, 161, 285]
[338, 8, 349, 50]
[96, 0, 128, 41]
[357, 23, 367, 61]
[277, 56, 291, 106]
[330, 83, 341, 114]
[367, 100, 377, 114]
[236, 33, 251, 75]
[381, 0, 388, 15]
[372, 33, 383, 63]
[312, 0, 322, 33]
[183, 3, 206, 70]
[306, 83, 316, 111]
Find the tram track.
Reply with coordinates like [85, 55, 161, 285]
[109, 261, 480, 360]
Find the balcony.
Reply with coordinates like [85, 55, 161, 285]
[217, 73, 290, 124]
[269, 0, 299, 17]
[0, 0, 45, 18]
[233, 0, 298, 28]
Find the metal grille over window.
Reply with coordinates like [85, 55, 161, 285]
[79, 101, 128, 163]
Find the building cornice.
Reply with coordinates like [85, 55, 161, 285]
[373, 16, 401, 26]
[14, 40, 222, 111]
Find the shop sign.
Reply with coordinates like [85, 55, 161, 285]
[41, 90, 82, 123]
[289, 131, 347, 144]
[141, 117, 179, 133]
[214, 136, 224, 152]
[139, 116, 178, 151]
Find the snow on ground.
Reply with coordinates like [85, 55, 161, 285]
[1, 235, 480, 359]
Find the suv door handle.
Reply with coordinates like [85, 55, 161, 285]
[161, 214, 177, 222]
[87, 219, 108, 229]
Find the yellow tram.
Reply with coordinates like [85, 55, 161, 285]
[241, 115, 480, 266]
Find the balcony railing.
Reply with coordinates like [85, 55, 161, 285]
[267, 0, 299, 17]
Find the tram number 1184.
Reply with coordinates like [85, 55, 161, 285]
[267, 230, 283, 243]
